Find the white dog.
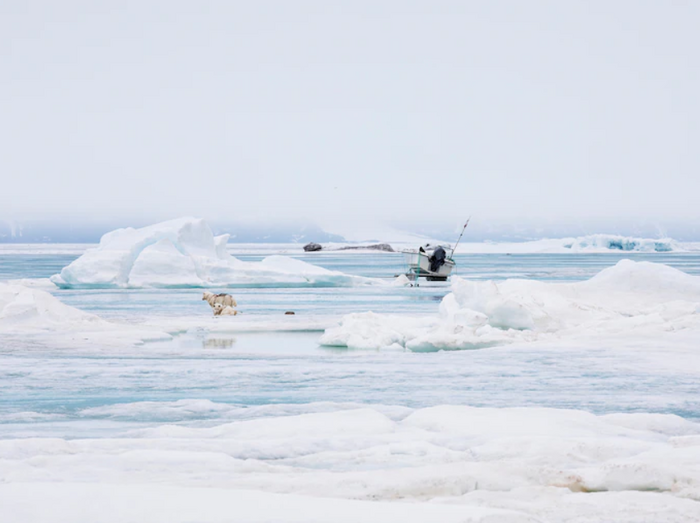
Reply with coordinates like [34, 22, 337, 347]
[202, 292, 237, 309]
[213, 303, 239, 316]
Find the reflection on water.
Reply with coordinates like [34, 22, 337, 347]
[203, 337, 237, 349]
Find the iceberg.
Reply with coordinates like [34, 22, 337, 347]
[50, 218, 380, 289]
[321, 260, 700, 351]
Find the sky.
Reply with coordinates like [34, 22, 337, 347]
[1, 1, 699, 238]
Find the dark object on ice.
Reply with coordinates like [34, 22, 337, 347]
[428, 246, 447, 272]
[303, 242, 323, 252]
[338, 243, 395, 252]
[285, 311, 295, 315]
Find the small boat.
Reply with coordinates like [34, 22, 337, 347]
[401, 219, 470, 284]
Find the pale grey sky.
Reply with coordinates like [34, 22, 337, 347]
[2, 1, 698, 233]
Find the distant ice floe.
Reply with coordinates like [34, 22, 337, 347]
[2, 403, 700, 522]
[321, 260, 700, 351]
[562, 234, 681, 252]
[455, 234, 684, 254]
[50, 218, 380, 289]
[0, 282, 171, 346]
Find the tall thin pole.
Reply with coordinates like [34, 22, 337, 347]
[451, 217, 471, 259]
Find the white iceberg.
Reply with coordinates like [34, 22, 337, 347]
[50, 218, 380, 289]
[321, 260, 700, 350]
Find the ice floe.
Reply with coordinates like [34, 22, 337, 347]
[321, 260, 700, 350]
[50, 218, 381, 289]
[1, 403, 699, 522]
[562, 234, 681, 252]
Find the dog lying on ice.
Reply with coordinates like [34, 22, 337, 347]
[213, 303, 238, 316]
[202, 292, 237, 309]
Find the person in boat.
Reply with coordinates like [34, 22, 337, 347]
[418, 244, 447, 272]
[429, 246, 447, 272]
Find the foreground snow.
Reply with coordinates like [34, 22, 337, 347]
[2, 483, 525, 523]
[1, 403, 699, 522]
[321, 260, 700, 350]
[50, 218, 380, 289]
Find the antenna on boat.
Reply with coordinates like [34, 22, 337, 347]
[450, 217, 471, 259]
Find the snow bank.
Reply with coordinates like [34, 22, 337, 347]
[455, 234, 683, 254]
[321, 260, 700, 350]
[50, 218, 380, 289]
[2, 403, 699, 522]
[0, 282, 170, 346]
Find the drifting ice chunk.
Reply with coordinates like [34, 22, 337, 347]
[50, 218, 380, 289]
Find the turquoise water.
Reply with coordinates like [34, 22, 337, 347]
[1, 247, 700, 438]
